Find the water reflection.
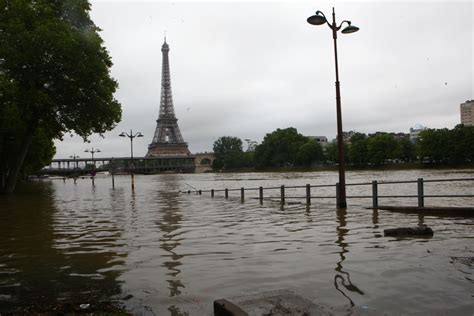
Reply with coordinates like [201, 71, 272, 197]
[0, 182, 126, 311]
[157, 177, 185, 298]
[418, 214, 425, 226]
[372, 208, 379, 226]
[168, 304, 189, 316]
[334, 208, 364, 307]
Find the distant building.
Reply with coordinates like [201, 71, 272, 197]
[308, 136, 328, 147]
[392, 132, 410, 141]
[460, 100, 474, 126]
[409, 123, 426, 143]
[368, 132, 409, 141]
[342, 131, 355, 143]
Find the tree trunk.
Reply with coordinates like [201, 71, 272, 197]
[3, 122, 37, 194]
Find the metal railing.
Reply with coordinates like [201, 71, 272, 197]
[184, 177, 474, 208]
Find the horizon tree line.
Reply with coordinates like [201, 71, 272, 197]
[212, 124, 474, 170]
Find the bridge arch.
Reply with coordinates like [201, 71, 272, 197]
[194, 152, 215, 173]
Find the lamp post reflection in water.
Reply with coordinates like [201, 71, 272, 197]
[157, 176, 186, 314]
[334, 208, 364, 307]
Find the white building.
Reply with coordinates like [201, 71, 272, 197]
[460, 100, 474, 126]
[409, 123, 426, 143]
[308, 136, 328, 147]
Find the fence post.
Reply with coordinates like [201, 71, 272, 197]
[306, 184, 311, 205]
[372, 180, 378, 208]
[225, 188, 228, 199]
[198, 189, 202, 196]
[280, 185, 285, 205]
[240, 187, 245, 202]
[211, 189, 214, 198]
[259, 186, 263, 203]
[111, 158, 115, 189]
[417, 178, 424, 207]
[336, 183, 340, 207]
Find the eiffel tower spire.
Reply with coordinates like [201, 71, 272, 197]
[147, 39, 190, 157]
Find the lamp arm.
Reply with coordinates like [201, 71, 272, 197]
[316, 10, 333, 30]
[337, 20, 351, 31]
[315, 10, 325, 17]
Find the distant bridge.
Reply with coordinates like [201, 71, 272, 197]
[38, 153, 215, 176]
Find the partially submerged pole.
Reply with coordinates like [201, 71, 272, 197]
[306, 184, 311, 205]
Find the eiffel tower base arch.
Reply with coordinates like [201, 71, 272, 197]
[146, 143, 191, 157]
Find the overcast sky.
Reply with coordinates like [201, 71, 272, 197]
[54, 0, 473, 159]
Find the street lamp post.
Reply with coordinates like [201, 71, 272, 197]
[84, 147, 101, 168]
[70, 154, 80, 184]
[69, 154, 80, 170]
[307, 7, 359, 209]
[84, 147, 100, 186]
[119, 130, 143, 190]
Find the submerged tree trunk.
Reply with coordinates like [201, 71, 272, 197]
[3, 122, 37, 194]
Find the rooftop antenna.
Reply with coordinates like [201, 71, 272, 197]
[164, 30, 167, 43]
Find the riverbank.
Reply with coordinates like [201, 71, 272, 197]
[213, 162, 474, 173]
[2, 301, 128, 315]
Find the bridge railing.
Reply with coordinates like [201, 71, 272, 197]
[184, 177, 474, 208]
[41, 156, 196, 174]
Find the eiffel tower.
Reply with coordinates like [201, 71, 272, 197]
[147, 38, 191, 157]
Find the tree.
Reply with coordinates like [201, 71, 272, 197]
[296, 139, 324, 167]
[324, 141, 338, 165]
[323, 140, 349, 165]
[254, 127, 308, 168]
[0, 0, 122, 193]
[417, 125, 474, 164]
[397, 138, 415, 162]
[417, 128, 450, 163]
[348, 132, 368, 166]
[367, 133, 399, 165]
[449, 124, 474, 164]
[212, 136, 244, 170]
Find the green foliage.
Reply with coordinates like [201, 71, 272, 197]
[397, 138, 415, 162]
[254, 127, 323, 169]
[0, 0, 122, 192]
[417, 128, 450, 163]
[240, 151, 256, 168]
[324, 141, 338, 164]
[348, 132, 368, 165]
[323, 141, 349, 165]
[22, 128, 56, 176]
[210, 126, 473, 172]
[212, 136, 245, 170]
[367, 133, 399, 165]
[296, 139, 324, 167]
[0, 0, 121, 140]
[417, 125, 474, 164]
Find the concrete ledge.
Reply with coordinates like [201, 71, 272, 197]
[372, 206, 474, 217]
[384, 226, 434, 237]
[214, 299, 248, 316]
[214, 290, 329, 316]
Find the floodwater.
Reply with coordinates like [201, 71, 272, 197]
[0, 169, 473, 315]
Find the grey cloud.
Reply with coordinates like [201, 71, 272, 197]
[54, 1, 472, 158]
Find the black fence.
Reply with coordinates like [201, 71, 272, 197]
[185, 177, 474, 208]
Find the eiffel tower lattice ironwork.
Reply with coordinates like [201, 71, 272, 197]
[147, 39, 191, 157]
